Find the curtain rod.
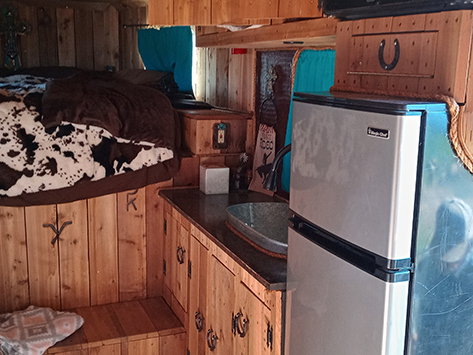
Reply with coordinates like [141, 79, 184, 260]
[122, 23, 152, 28]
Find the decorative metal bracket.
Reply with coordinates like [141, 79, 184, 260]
[0, 6, 30, 70]
[126, 189, 139, 211]
[43, 221, 73, 245]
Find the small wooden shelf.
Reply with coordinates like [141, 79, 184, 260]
[195, 17, 338, 48]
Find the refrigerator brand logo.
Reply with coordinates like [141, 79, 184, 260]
[367, 127, 389, 139]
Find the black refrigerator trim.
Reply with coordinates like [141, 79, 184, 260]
[323, 0, 473, 20]
[289, 212, 412, 283]
[293, 91, 447, 117]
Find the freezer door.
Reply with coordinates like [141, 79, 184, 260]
[286, 228, 409, 355]
[290, 100, 422, 260]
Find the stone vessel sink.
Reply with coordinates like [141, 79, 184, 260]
[226, 202, 289, 255]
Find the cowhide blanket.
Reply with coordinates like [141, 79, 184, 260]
[0, 73, 176, 199]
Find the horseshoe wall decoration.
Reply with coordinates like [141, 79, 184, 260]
[378, 38, 400, 71]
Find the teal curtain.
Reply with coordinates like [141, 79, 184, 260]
[281, 49, 336, 192]
[138, 26, 193, 92]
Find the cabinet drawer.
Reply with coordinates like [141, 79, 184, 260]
[334, 10, 473, 103]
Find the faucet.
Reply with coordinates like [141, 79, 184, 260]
[263, 143, 291, 191]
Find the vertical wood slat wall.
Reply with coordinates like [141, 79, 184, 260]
[194, 46, 255, 114]
[0, 2, 146, 71]
[0, 181, 173, 314]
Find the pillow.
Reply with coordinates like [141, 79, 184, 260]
[0, 306, 84, 355]
[114, 69, 179, 96]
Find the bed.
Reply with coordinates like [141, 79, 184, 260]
[0, 68, 183, 206]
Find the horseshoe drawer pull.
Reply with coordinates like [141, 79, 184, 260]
[207, 328, 218, 351]
[195, 311, 204, 332]
[176, 246, 185, 264]
[378, 38, 400, 71]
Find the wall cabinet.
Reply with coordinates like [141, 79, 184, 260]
[278, 0, 323, 18]
[161, 198, 283, 355]
[212, 0, 278, 25]
[333, 11, 473, 104]
[149, 0, 323, 25]
[332, 9, 473, 179]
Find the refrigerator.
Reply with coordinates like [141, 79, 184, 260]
[285, 91, 473, 355]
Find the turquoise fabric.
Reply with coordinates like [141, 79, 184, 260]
[281, 49, 336, 192]
[138, 27, 193, 92]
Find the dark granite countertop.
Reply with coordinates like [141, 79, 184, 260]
[159, 188, 287, 291]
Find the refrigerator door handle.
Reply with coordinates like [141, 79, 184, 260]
[289, 213, 412, 283]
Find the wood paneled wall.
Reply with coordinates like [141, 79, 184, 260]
[0, 181, 172, 314]
[0, 1, 146, 71]
[194, 46, 255, 114]
[194, 46, 256, 155]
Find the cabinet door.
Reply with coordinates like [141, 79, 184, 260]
[171, 215, 189, 312]
[163, 208, 174, 294]
[207, 255, 235, 354]
[234, 281, 273, 355]
[174, 0, 211, 25]
[278, 0, 323, 18]
[212, 0, 277, 24]
[188, 233, 209, 355]
[149, 0, 173, 25]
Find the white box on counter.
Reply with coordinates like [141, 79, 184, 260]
[199, 164, 229, 195]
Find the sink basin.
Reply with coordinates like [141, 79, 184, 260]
[226, 202, 289, 255]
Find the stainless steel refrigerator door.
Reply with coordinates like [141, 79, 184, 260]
[290, 101, 422, 260]
[286, 228, 409, 355]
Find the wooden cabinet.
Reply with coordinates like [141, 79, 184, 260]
[162, 198, 283, 355]
[333, 11, 473, 103]
[180, 109, 250, 156]
[278, 0, 323, 18]
[149, 0, 323, 25]
[175, 0, 212, 25]
[212, 0, 278, 24]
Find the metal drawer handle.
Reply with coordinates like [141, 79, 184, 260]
[207, 328, 218, 351]
[195, 311, 204, 332]
[379, 38, 400, 71]
[176, 246, 185, 264]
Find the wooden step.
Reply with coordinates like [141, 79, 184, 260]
[45, 297, 186, 355]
